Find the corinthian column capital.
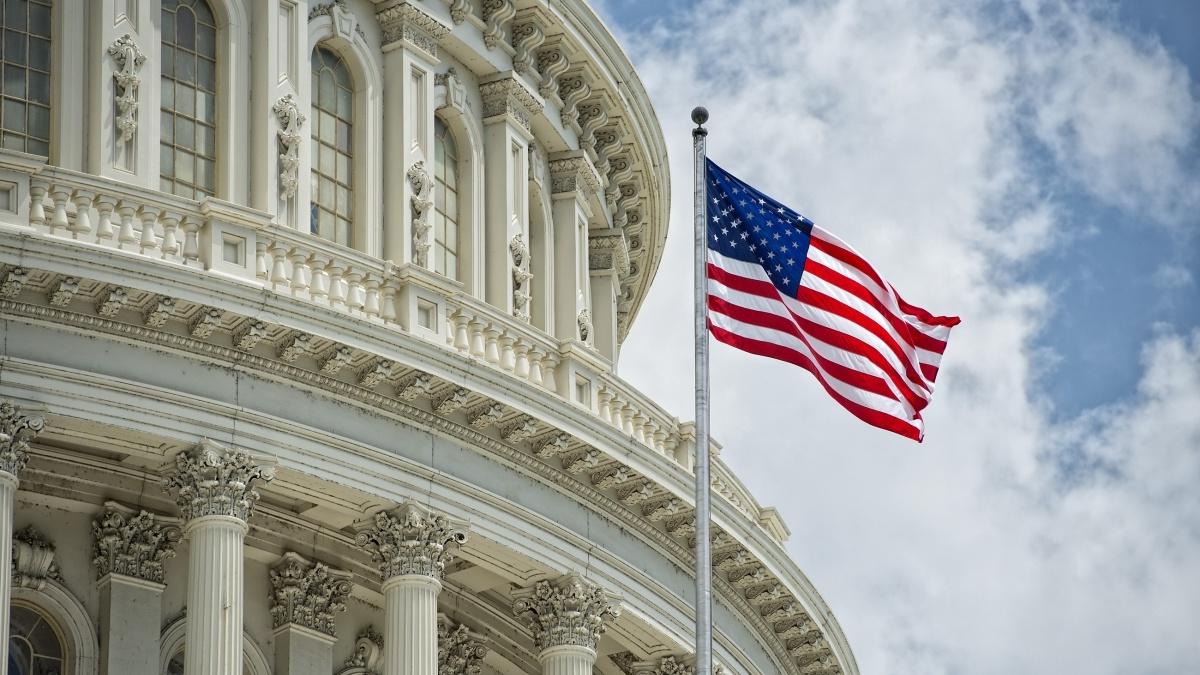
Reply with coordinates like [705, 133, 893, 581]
[269, 552, 353, 637]
[438, 614, 489, 675]
[161, 439, 276, 523]
[91, 503, 180, 584]
[0, 402, 45, 479]
[631, 656, 697, 675]
[354, 500, 468, 581]
[511, 572, 621, 652]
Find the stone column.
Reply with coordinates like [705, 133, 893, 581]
[512, 572, 621, 675]
[0, 402, 45, 675]
[162, 440, 276, 675]
[355, 500, 469, 675]
[93, 503, 181, 675]
[270, 552, 353, 675]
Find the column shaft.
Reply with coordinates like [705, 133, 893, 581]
[540, 645, 597, 675]
[274, 625, 337, 675]
[99, 575, 165, 675]
[383, 575, 440, 675]
[184, 516, 247, 675]
[0, 474, 15, 675]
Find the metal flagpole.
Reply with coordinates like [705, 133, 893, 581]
[691, 106, 713, 675]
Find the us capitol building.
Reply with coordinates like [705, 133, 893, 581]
[0, 1, 856, 674]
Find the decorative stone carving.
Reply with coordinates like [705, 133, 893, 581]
[377, 2, 450, 60]
[466, 402, 504, 429]
[189, 307, 223, 338]
[561, 449, 602, 474]
[91, 505, 180, 583]
[0, 402, 44, 478]
[107, 34, 146, 142]
[509, 233, 532, 321]
[320, 346, 354, 375]
[438, 615, 489, 675]
[589, 230, 631, 276]
[407, 160, 434, 268]
[395, 372, 435, 401]
[273, 94, 306, 200]
[548, 154, 601, 197]
[308, 0, 346, 21]
[511, 19, 545, 79]
[536, 45, 569, 106]
[577, 100, 609, 159]
[630, 656, 696, 675]
[161, 440, 276, 522]
[96, 287, 128, 316]
[12, 525, 62, 590]
[357, 360, 393, 388]
[558, 74, 591, 134]
[49, 277, 80, 306]
[0, 266, 28, 297]
[532, 432, 571, 459]
[591, 465, 635, 490]
[277, 333, 311, 362]
[234, 320, 268, 350]
[354, 501, 468, 580]
[576, 307, 593, 343]
[269, 552, 352, 636]
[342, 625, 384, 672]
[511, 573, 619, 651]
[482, 0, 516, 50]
[500, 417, 537, 443]
[143, 296, 176, 328]
[448, 0, 471, 25]
[479, 75, 542, 133]
[433, 387, 470, 415]
[435, 68, 467, 114]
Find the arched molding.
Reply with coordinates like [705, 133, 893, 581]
[434, 70, 485, 297]
[12, 580, 100, 675]
[159, 615, 271, 675]
[307, 11, 384, 256]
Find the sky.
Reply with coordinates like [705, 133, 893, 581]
[599, 1, 1200, 673]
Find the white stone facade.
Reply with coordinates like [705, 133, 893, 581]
[0, 1, 855, 675]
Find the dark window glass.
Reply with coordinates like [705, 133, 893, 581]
[433, 118, 460, 280]
[161, 0, 217, 199]
[309, 45, 353, 247]
[0, 0, 52, 156]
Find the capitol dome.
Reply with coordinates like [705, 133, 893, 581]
[0, 1, 855, 674]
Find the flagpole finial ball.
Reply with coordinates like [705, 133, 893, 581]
[691, 107, 709, 126]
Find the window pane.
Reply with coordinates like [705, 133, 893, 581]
[162, 0, 218, 196]
[28, 37, 47, 72]
[26, 69, 45, 104]
[3, 99, 26, 133]
[176, 53, 195, 84]
[161, 9, 175, 43]
[319, 143, 334, 176]
[197, 123, 214, 156]
[5, 0, 27, 32]
[161, 45, 174, 77]
[29, 3, 50, 37]
[197, 157, 214, 188]
[336, 120, 350, 152]
[161, 112, 174, 143]
[175, 150, 193, 181]
[176, 116, 195, 149]
[337, 87, 351, 119]
[195, 88, 214, 123]
[161, 144, 175, 174]
[176, 7, 195, 50]
[4, 30, 25, 63]
[1, 132, 23, 151]
[25, 137, 45, 155]
[27, 103, 47, 139]
[176, 84, 195, 118]
[161, 80, 174, 109]
[197, 24, 216, 56]
[3, 65, 25, 98]
[197, 57, 215, 92]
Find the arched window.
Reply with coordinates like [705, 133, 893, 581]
[161, 0, 217, 199]
[8, 604, 65, 675]
[310, 45, 353, 247]
[433, 117, 459, 280]
[0, 0, 52, 157]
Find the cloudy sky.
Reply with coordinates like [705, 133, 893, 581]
[599, 1, 1200, 673]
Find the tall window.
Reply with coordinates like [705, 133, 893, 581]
[161, 0, 217, 199]
[0, 0, 52, 157]
[8, 604, 65, 675]
[310, 46, 353, 247]
[433, 118, 459, 280]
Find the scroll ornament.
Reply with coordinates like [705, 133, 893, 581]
[107, 34, 146, 143]
[273, 95, 306, 200]
[408, 161, 434, 268]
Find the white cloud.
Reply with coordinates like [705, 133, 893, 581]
[612, 1, 1200, 673]
[1153, 262, 1194, 290]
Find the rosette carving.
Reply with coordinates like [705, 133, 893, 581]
[161, 440, 276, 522]
[511, 572, 620, 651]
[269, 552, 352, 636]
[354, 501, 468, 580]
[91, 504, 180, 583]
[0, 401, 44, 478]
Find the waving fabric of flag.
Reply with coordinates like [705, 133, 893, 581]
[705, 158, 960, 441]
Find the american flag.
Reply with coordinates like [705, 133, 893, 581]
[704, 158, 960, 441]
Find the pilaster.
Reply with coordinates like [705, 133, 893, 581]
[512, 572, 621, 675]
[162, 440, 275, 675]
[93, 502, 180, 675]
[270, 552, 352, 675]
[588, 229, 630, 362]
[0, 402, 44, 675]
[86, 1, 153, 182]
[548, 152, 600, 344]
[355, 500, 469, 675]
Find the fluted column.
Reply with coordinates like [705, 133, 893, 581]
[355, 501, 469, 675]
[512, 573, 621, 675]
[93, 503, 181, 675]
[270, 552, 352, 675]
[0, 402, 45, 675]
[162, 440, 276, 675]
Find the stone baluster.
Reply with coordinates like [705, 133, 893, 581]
[270, 552, 352, 675]
[269, 243, 290, 287]
[28, 182, 46, 226]
[288, 248, 311, 295]
[116, 202, 139, 250]
[162, 440, 276, 675]
[363, 274, 381, 318]
[160, 212, 181, 258]
[451, 311, 471, 352]
[596, 389, 613, 426]
[0, 402, 45, 675]
[182, 217, 202, 266]
[513, 342, 531, 380]
[137, 205, 160, 255]
[309, 253, 331, 303]
[540, 352, 560, 394]
[326, 261, 347, 308]
[528, 347, 546, 387]
[499, 333, 516, 372]
[345, 269, 365, 313]
[94, 195, 117, 243]
[355, 501, 469, 675]
[47, 187, 70, 236]
[70, 190, 94, 239]
[469, 319, 487, 358]
[512, 573, 620, 675]
[483, 326, 501, 365]
[92, 504, 180, 675]
[380, 277, 399, 323]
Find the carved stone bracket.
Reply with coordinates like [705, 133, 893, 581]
[161, 439, 277, 523]
[407, 161, 434, 268]
[340, 625, 384, 674]
[377, 2, 450, 60]
[12, 525, 61, 590]
[511, 15, 545, 79]
[589, 229, 631, 276]
[435, 68, 468, 114]
[0, 401, 45, 478]
[479, 74, 542, 134]
[509, 232, 532, 321]
[511, 572, 620, 651]
[536, 43, 569, 106]
[107, 34, 146, 143]
[548, 152, 601, 199]
[438, 615, 489, 675]
[92, 503, 180, 583]
[448, 0, 471, 25]
[482, 0, 516, 50]
[272, 94, 306, 200]
[354, 501, 468, 580]
[269, 552, 352, 636]
[558, 74, 591, 134]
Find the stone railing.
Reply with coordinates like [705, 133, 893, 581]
[4, 163, 772, 530]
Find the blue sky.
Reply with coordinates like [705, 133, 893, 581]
[606, 1, 1200, 673]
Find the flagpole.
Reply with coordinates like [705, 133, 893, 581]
[691, 106, 713, 675]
